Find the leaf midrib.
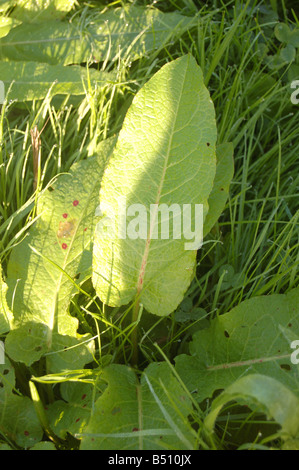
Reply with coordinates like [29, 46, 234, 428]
[136, 59, 189, 296]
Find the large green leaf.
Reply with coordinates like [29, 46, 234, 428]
[0, 6, 194, 65]
[80, 363, 196, 450]
[5, 138, 116, 371]
[175, 288, 299, 403]
[92, 54, 217, 316]
[204, 374, 299, 444]
[0, 61, 114, 101]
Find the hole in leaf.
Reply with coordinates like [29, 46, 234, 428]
[280, 364, 291, 371]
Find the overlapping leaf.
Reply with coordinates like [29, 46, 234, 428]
[204, 374, 299, 445]
[93, 54, 217, 316]
[0, 61, 114, 101]
[46, 376, 104, 439]
[80, 363, 196, 450]
[5, 138, 116, 371]
[203, 142, 234, 236]
[0, 358, 43, 448]
[0, 6, 194, 65]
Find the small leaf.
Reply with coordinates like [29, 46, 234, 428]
[274, 23, 299, 47]
[0, 16, 21, 39]
[280, 44, 296, 63]
[275, 23, 291, 43]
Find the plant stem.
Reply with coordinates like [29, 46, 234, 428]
[131, 299, 141, 367]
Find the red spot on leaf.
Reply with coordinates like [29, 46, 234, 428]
[63, 213, 68, 218]
[24, 431, 30, 436]
[73, 200, 79, 206]
[84, 228, 87, 232]
[75, 418, 80, 423]
[81, 394, 87, 400]
[62, 243, 68, 250]
[132, 428, 139, 432]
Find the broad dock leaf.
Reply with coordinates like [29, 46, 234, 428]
[175, 288, 299, 402]
[0, 7, 194, 65]
[92, 54, 217, 316]
[5, 138, 116, 371]
[0, 61, 114, 101]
